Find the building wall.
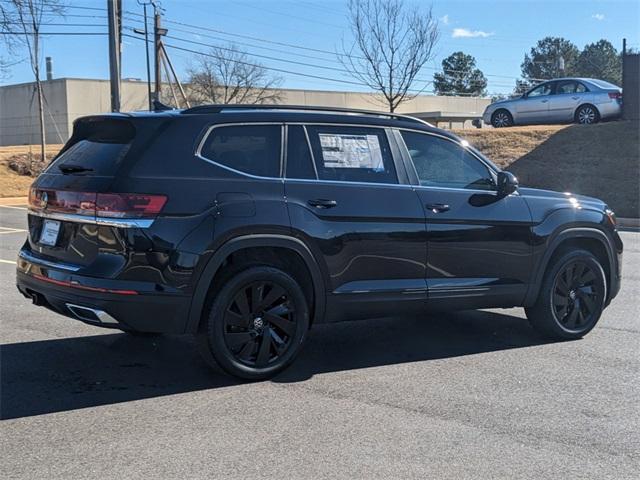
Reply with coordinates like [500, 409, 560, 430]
[0, 79, 70, 146]
[0, 78, 491, 146]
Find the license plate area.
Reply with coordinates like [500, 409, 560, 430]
[39, 219, 61, 246]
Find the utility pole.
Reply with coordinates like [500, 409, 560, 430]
[107, 0, 122, 112]
[153, 10, 167, 104]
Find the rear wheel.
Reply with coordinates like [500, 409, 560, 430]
[575, 104, 600, 124]
[491, 109, 513, 128]
[526, 249, 607, 340]
[197, 266, 309, 380]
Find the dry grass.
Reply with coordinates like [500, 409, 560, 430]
[0, 144, 63, 198]
[454, 125, 570, 169]
[456, 121, 640, 217]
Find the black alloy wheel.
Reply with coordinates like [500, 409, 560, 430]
[223, 280, 296, 367]
[198, 266, 309, 380]
[551, 261, 601, 332]
[526, 249, 606, 340]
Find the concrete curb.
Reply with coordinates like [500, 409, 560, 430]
[0, 196, 28, 206]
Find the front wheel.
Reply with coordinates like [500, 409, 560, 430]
[197, 266, 310, 380]
[526, 249, 607, 340]
[491, 109, 513, 128]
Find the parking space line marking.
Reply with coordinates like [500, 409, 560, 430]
[0, 258, 16, 265]
[0, 227, 27, 233]
[0, 205, 28, 210]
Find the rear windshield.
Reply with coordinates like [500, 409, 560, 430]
[46, 118, 135, 176]
[587, 79, 620, 90]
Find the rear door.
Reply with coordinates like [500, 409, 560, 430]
[284, 123, 427, 321]
[516, 82, 554, 123]
[548, 80, 587, 122]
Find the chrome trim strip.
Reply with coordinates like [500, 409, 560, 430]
[28, 210, 155, 228]
[18, 250, 82, 272]
[66, 303, 119, 325]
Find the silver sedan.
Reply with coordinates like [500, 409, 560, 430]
[482, 78, 622, 128]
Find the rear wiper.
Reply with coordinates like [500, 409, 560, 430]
[58, 164, 94, 174]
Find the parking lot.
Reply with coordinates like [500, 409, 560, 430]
[1, 203, 639, 479]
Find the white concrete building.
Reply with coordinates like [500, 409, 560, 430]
[0, 78, 490, 146]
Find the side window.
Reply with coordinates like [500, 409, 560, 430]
[286, 125, 316, 179]
[575, 82, 588, 93]
[306, 125, 397, 184]
[200, 124, 281, 177]
[528, 83, 553, 97]
[556, 81, 578, 94]
[400, 131, 495, 191]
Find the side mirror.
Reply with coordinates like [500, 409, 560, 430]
[497, 171, 518, 196]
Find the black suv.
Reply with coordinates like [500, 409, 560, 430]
[16, 105, 623, 379]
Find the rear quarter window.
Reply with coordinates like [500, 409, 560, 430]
[199, 124, 282, 177]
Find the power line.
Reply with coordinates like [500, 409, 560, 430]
[0, 32, 108, 36]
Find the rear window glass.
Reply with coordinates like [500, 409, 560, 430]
[47, 140, 131, 176]
[46, 118, 134, 176]
[588, 79, 620, 89]
[286, 125, 316, 179]
[200, 124, 282, 177]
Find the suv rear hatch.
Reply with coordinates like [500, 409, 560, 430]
[26, 115, 168, 270]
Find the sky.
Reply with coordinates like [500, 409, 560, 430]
[2, 0, 639, 95]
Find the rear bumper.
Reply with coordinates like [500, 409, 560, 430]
[16, 256, 191, 333]
[597, 101, 622, 120]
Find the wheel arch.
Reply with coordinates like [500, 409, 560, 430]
[524, 227, 616, 307]
[185, 234, 326, 333]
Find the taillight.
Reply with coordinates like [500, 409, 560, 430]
[29, 188, 96, 215]
[608, 92, 622, 100]
[96, 193, 167, 218]
[29, 188, 167, 220]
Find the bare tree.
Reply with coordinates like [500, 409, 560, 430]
[186, 44, 282, 105]
[2, 1, 66, 163]
[340, 0, 439, 112]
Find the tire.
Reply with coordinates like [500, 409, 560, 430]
[526, 249, 607, 340]
[575, 104, 600, 125]
[197, 266, 310, 380]
[491, 109, 513, 128]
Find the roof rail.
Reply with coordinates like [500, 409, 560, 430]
[180, 103, 429, 125]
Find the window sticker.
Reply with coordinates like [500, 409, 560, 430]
[318, 134, 384, 170]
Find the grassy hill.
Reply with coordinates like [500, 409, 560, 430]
[456, 121, 639, 218]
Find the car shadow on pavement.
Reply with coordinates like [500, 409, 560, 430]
[1, 309, 550, 419]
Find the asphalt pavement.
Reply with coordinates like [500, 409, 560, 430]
[1, 203, 638, 479]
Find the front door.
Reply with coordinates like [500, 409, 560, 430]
[516, 82, 554, 123]
[284, 124, 427, 321]
[396, 129, 533, 309]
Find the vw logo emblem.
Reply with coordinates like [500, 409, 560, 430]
[41, 191, 48, 208]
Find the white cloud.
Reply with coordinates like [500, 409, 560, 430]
[592, 13, 605, 21]
[441, 14, 450, 25]
[452, 28, 494, 38]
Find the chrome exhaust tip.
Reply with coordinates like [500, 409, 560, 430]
[65, 303, 119, 325]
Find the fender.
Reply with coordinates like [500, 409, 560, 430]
[524, 227, 617, 306]
[184, 234, 326, 333]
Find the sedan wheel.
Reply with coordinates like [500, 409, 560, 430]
[491, 110, 513, 128]
[576, 105, 598, 124]
[551, 261, 602, 332]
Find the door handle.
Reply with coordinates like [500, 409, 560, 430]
[541, 99, 549, 103]
[425, 203, 450, 213]
[572, 96, 580, 100]
[308, 198, 337, 209]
